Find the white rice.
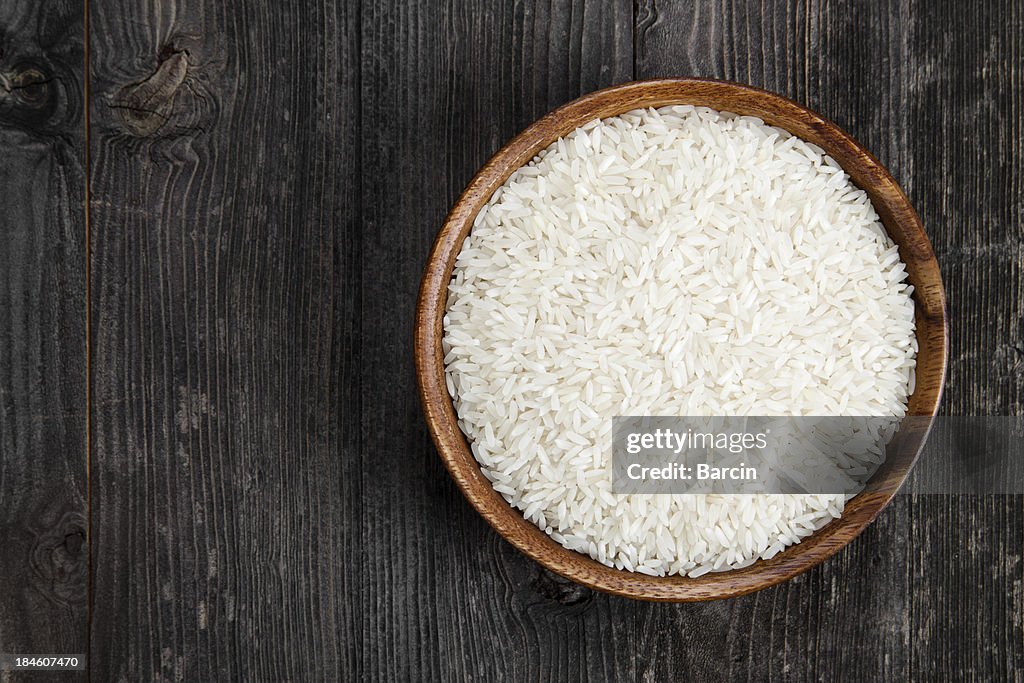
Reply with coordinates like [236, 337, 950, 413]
[442, 105, 917, 577]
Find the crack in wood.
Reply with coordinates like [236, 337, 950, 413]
[111, 50, 188, 136]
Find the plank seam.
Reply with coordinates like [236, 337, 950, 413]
[82, 0, 93, 679]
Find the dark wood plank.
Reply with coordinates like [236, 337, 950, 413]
[87, 1, 362, 679]
[902, 0, 1023, 677]
[636, 0, 1023, 680]
[75, 0, 1023, 680]
[357, 0, 633, 679]
[0, 0, 88, 671]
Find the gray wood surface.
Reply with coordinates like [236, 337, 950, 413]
[87, 0, 362, 680]
[0, 0, 1021, 679]
[636, 1, 1023, 679]
[0, 0, 88, 676]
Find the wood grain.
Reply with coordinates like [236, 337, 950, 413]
[901, 0, 1024, 677]
[356, 0, 632, 679]
[87, 0, 362, 679]
[636, 0, 1022, 678]
[0, 0, 1006, 678]
[0, 0, 88, 674]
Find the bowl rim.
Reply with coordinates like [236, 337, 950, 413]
[414, 77, 949, 602]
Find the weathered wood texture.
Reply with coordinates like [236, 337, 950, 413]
[87, 1, 362, 679]
[357, 1, 633, 680]
[633, 1, 1023, 680]
[0, 0, 1016, 679]
[0, 0, 88, 675]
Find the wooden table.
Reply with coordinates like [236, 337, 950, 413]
[1, 1, 1020, 679]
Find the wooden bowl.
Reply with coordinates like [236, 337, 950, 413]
[414, 78, 948, 601]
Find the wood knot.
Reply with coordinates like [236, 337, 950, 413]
[3, 67, 52, 107]
[532, 568, 593, 606]
[29, 511, 87, 606]
[0, 65, 61, 128]
[112, 48, 189, 136]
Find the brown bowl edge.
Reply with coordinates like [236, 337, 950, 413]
[414, 78, 949, 602]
